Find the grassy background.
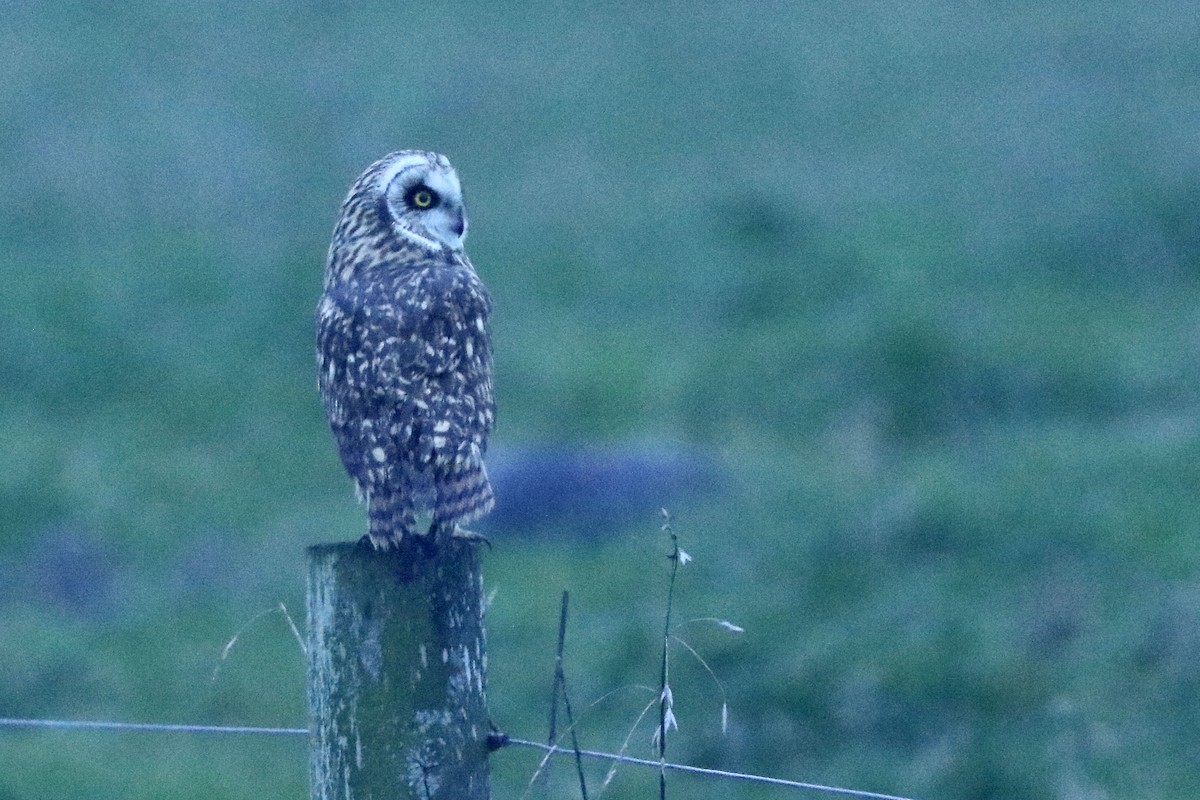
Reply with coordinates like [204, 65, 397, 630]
[3, 1, 1200, 798]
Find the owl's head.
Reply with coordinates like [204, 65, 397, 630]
[375, 150, 468, 253]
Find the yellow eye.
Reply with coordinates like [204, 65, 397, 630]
[406, 185, 438, 209]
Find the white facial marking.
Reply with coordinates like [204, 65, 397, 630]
[375, 152, 434, 197]
[379, 151, 468, 251]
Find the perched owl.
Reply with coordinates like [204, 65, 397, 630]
[317, 150, 495, 550]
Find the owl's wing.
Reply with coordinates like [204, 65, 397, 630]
[318, 270, 493, 475]
[317, 282, 380, 487]
[391, 268, 495, 466]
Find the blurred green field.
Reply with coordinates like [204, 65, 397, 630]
[3, 2, 1200, 798]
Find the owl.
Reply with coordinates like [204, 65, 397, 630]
[317, 150, 495, 550]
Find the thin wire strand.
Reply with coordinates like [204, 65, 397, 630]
[506, 738, 920, 800]
[0, 718, 307, 736]
[0, 718, 921, 800]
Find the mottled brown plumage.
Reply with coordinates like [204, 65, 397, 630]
[317, 151, 494, 549]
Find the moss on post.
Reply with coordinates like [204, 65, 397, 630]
[307, 540, 490, 800]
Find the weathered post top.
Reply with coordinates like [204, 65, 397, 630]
[307, 540, 491, 800]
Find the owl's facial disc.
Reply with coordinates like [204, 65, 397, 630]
[380, 154, 468, 252]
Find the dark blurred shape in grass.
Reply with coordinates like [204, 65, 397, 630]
[482, 442, 723, 536]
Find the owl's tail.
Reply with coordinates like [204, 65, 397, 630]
[434, 460, 495, 530]
[367, 491, 414, 549]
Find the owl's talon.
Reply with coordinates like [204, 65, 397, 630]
[362, 531, 406, 551]
[450, 527, 492, 549]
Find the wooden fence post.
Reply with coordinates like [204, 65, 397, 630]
[306, 540, 491, 800]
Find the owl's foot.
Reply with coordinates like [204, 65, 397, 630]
[361, 531, 405, 550]
[360, 531, 447, 560]
[428, 523, 491, 549]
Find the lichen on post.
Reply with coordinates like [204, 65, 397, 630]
[307, 540, 491, 800]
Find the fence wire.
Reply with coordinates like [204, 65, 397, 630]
[0, 717, 920, 800]
[0, 717, 306, 736]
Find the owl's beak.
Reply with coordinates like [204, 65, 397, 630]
[451, 209, 466, 238]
